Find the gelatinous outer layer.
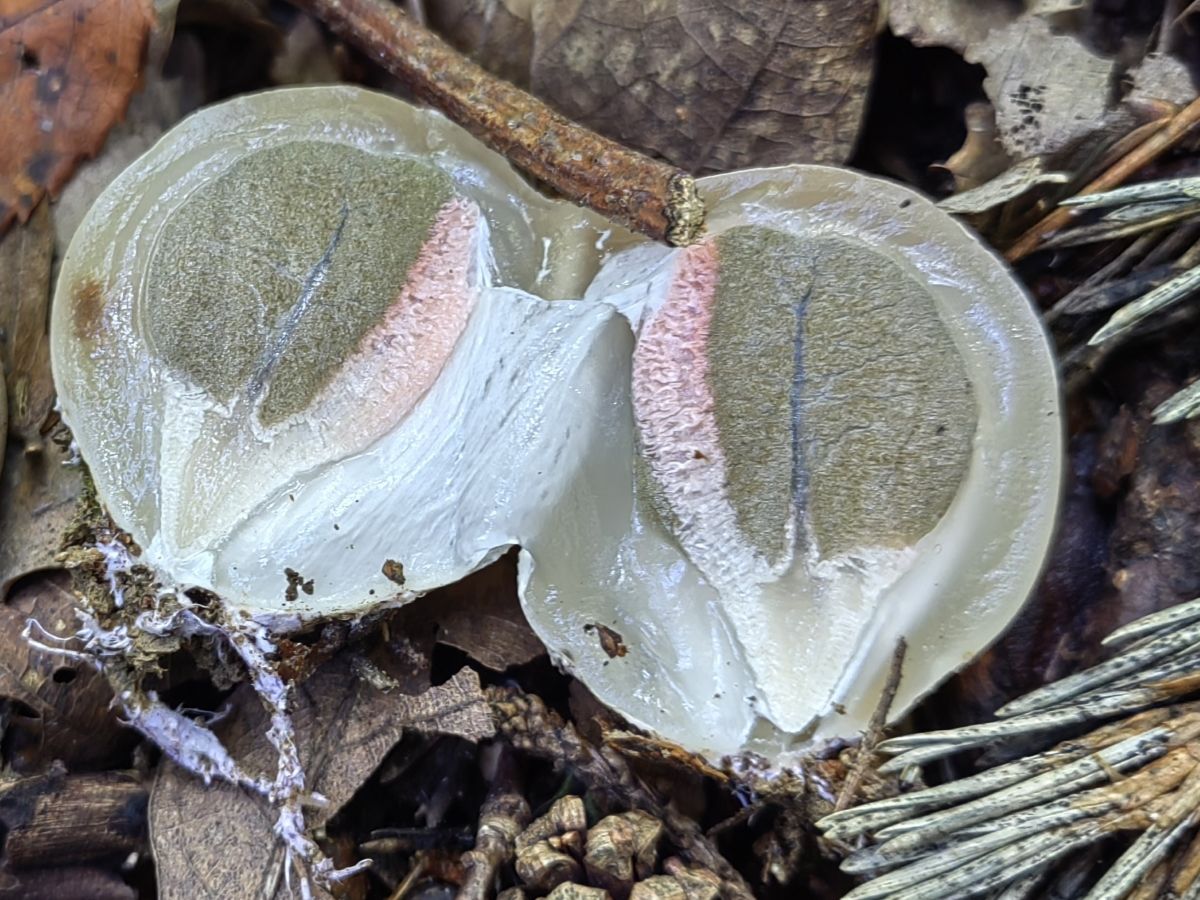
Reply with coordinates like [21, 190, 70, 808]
[631, 238, 784, 590]
[52, 86, 1061, 764]
[140, 142, 485, 553]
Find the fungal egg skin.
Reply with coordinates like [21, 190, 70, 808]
[51, 85, 632, 626]
[521, 165, 1063, 760]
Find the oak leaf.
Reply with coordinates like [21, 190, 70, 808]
[965, 16, 1117, 160]
[150, 661, 494, 899]
[0, 200, 54, 451]
[887, 0, 1016, 53]
[0, 0, 154, 232]
[0, 429, 81, 596]
[431, 0, 878, 174]
[2, 571, 135, 772]
[392, 551, 546, 672]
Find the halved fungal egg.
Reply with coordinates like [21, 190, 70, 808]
[52, 86, 1060, 763]
[51, 85, 631, 626]
[524, 167, 1062, 759]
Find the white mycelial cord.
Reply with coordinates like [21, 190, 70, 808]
[21, 549, 370, 896]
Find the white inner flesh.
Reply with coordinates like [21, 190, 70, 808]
[211, 287, 631, 621]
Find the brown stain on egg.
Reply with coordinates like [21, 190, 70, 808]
[70, 275, 106, 343]
[585, 622, 628, 659]
[382, 559, 406, 586]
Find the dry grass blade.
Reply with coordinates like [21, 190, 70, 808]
[1083, 765, 1200, 899]
[1005, 96, 1200, 262]
[1100, 199, 1200, 222]
[1164, 826, 1200, 897]
[1041, 203, 1200, 250]
[996, 872, 1044, 899]
[1061, 177, 1200, 209]
[843, 756, 1190, 886]
[821, 714, 1179, 841]
[1042, 172, 1200, 350]
[1105, 598, 1200, 647]
[870, 732, 1176, 848]
[823, 597, 1200, 900]
[1155, 379, 1200, 423]
[877, 679, 1200, 771]
[1046, 234, 1165, 322]
[998, 620, 1200, 716]
[845, 822, 1098, 900]
[1090, 263, 1200, 345]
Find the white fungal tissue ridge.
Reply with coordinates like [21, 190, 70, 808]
[22, 550, 356, 895]
[96, 538, 134, 608]
[632, 240, 777, 590]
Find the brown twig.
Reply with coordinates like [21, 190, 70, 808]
[1167, 815, 1200, 895]
[458, 744, 530, 900]
[0, 766, 147, 867]
[1006, 95, 1200, 263]
[287, 0, 704, 246]
[834, 638, 907, 813]
[386, 856, 427, 900]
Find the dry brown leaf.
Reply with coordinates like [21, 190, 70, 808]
[1128, 52, 1199, 110]
[0, 200, 54, 451]
[937, 157, 1068, 214]
[891, 4, 1187, 173]
[2, 571, 134, 772]
[0, 866, 137, 900]
[0, 431, 81, 596]
[0, 768, 147, 867]
[48, 0, 185, 251]
[0, 0, 154, 232]
[54, 73, 185, 254]
[431, 0, 531, 87]
[1096, 385, 1200, 644]
[431, 0, 877, 173]
[149, 661, 494, 900]
[0, 194, 81, 595]
[935, 101, 1010, 193]
[887, 0, 1017, 53]
[0, 366, 6, 484]
[965, 15, 1117, 160]
[393, 552, 545, 672]
[269, 13, 341, 86]
[1027, 0, 1086, 13]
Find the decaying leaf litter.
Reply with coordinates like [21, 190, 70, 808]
[1, 0, 1200, 898]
